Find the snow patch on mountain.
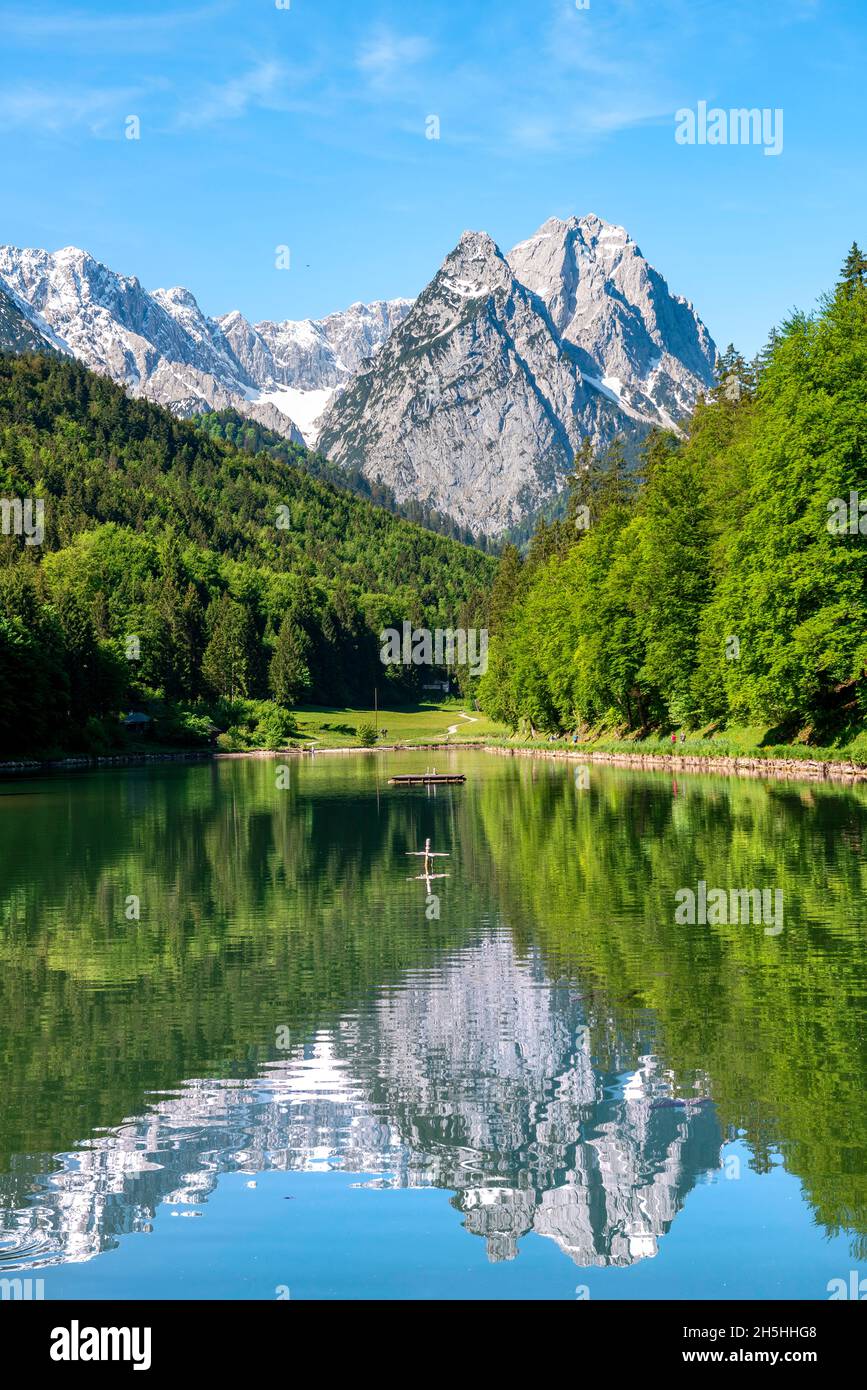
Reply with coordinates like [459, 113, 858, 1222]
[0, 216, 716, 533]
[248, 385, 337, 445]
[0, 244, 410, 447]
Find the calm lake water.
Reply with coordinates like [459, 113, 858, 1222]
[1, 750, 865, 1300]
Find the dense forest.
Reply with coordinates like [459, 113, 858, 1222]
[195, 409, 493, 550]
[3, 248, 865, 760]
[0, 355, 494, 756]
[480, 249, 867, 744]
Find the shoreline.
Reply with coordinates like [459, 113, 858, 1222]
[483, 743, 867, 783]
[3, 740, 867, 785]
[0, 742, 487, 777]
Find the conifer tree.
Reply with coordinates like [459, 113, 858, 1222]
[712, 344, 755, 403]
[488, 544, 523, 630]
[269, 613, 312, 707]
[837, 242, 867, 299]
[592, 435, 633, 517]
[202, 594, 256, 701]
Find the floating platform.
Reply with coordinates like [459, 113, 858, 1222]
[389, 774, 466, 786]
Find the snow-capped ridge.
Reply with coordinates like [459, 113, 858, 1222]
[317, 214, 716, 534]
[0, 243, 411, 446]
[0, 215, 716, 523]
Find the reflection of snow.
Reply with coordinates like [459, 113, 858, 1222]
[0, 935, 722, 1273]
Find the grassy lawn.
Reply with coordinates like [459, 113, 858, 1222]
[290, 707, 867, 761]
[293, 700, 507, 748]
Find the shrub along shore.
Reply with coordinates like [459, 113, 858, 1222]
[5, 729, 867, 784]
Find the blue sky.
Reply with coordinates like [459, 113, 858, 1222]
[0, 0, 863, 354]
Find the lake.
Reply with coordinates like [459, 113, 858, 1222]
[1, 750, 865, 1300]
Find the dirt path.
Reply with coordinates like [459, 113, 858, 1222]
[445, 712, 478, 737]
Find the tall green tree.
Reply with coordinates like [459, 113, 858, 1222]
[269, 613, 312, 707]
[478, 249, 867, 740]
[201, 595, 257, 701]
[837, 242, 867, 300]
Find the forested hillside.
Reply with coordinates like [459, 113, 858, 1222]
[194, 409, 491, 549]
[0, 354, 494, 756]
[480, 250, 867, 744]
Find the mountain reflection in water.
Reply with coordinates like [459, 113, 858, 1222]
[1, 935, 722, 1273]
[1, 751, 864, 1296]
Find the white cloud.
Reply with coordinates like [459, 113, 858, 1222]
[0, 85, 144, 135]
[0, 3, 227, 46]
[346, 5, 681, 156]
[357, 30, 432, 89]
[178, 61, 293, 128]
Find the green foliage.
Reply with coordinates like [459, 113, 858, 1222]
[572, 433, 635, 523]
[151, 706, 215, 747]
[201, 593, 258, 701]
[837, 242, 867, 300]
[216, 699, 298, 751]
[0, 354, 494, 755]
[356, 721, 377, 746]
[269, 612, 312, 707]
[194, 409, 492, 550]
[481, 254, 867, 741]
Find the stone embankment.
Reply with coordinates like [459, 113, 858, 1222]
[484, 744, 867, 783]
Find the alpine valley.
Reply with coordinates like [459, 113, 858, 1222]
[0, 214, 716, 536]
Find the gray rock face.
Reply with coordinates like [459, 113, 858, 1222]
[317, 230, 631, 534]
[508, 214, 716, 426]
[0, 278, 64, 354]
[0, 245, 407, 447]
[318, 215, 717, 534]
[0, 218, 716, 534]
[222, 299, 413, 392]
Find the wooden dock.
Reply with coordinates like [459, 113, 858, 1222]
[389, 774, 466, 786]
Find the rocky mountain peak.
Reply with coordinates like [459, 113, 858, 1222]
[0, 216, 717, 532]
[153, 286, 200, 311]
[436, 230, 510, 293]
[507, 213, 716, 427]
[317, 214, 717, 533]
